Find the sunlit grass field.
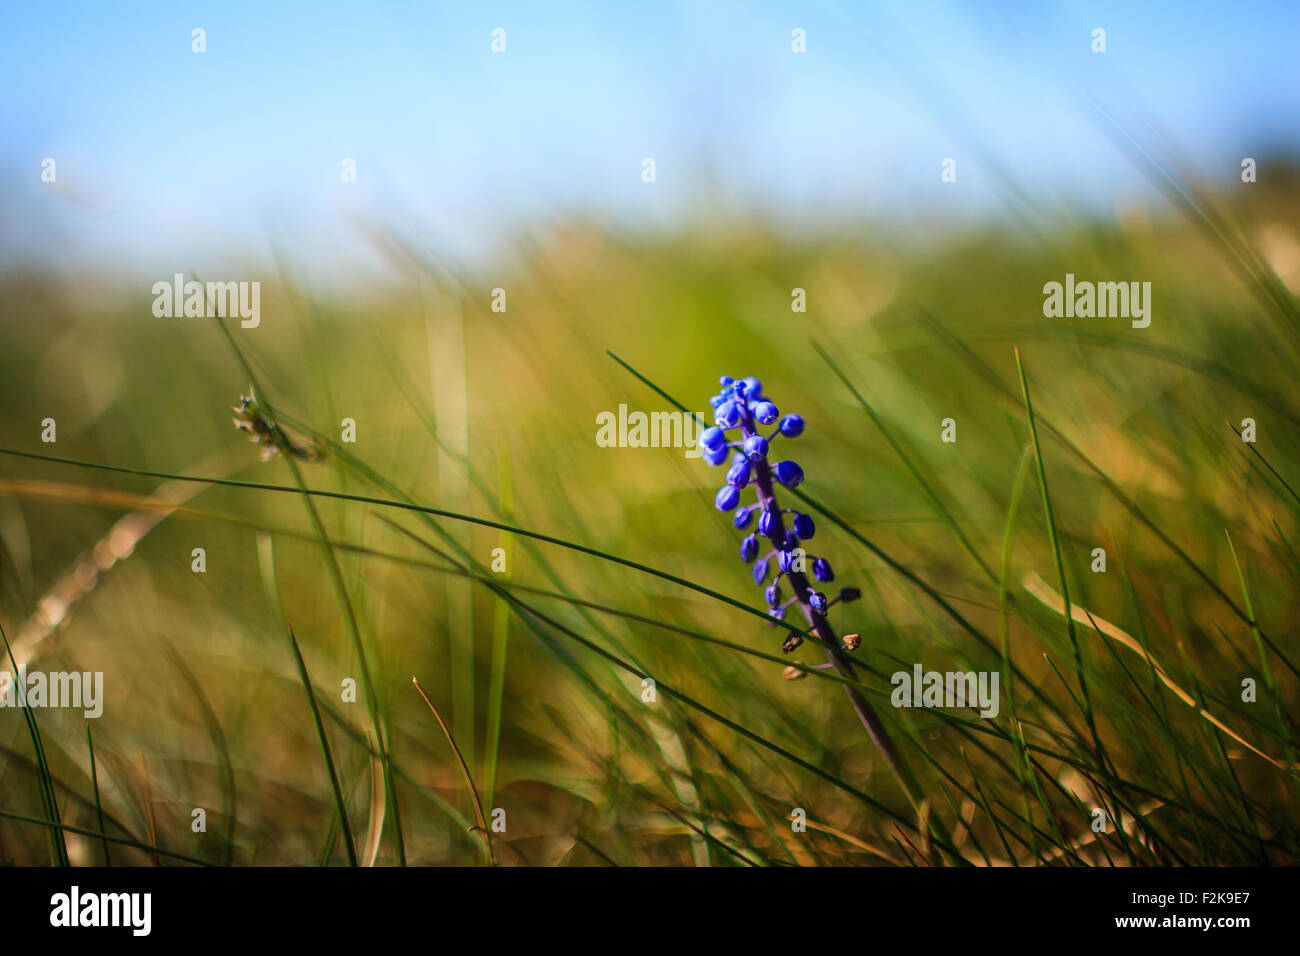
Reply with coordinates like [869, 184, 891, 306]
[1, 164, 1298, 866]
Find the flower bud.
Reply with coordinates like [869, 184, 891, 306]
[778, 414, 804, 438]
[703, 443, 729, 466]
[714, 485, 740, 512]
[743, 434, 769, 461]
[715, 401, 741, 428]
[774, 460, 804, 488]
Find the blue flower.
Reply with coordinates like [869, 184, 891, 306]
[743, 434, 769, 461]
[726, 458, 752, 488]
[696, 374, 851, 648]
[774, 460, 804, 488]
[703, 443, 729, 466]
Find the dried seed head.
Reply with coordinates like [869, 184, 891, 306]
[781, 633, 803, 654]
[841, 633, 861, 652]
[231, 386, 327, 463]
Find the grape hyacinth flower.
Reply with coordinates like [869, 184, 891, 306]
[704, 374, 859, 654]
[697, 372, 943, 858]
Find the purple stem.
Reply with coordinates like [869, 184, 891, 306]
[738, 401, 924, 811]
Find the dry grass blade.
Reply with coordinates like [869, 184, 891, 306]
[362, 730, 386, 867]
[1022, 570, 1294, 771]
[137, 752, 161, 867]
[412, 676, 496, 866]
[4, 448, 236, 671]
[796, 817, 904, 864]
[1038, 799, 1166, 865]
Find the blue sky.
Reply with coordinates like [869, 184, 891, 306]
[2, 0, 1297, 283]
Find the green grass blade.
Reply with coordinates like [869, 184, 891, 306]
[0, 617, 68, 865]
[85, 722, 111, 866]
[288, 626, 359, 867]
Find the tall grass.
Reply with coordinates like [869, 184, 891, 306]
[0, 165, 1297, 865]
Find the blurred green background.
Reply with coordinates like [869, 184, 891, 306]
[1, 162, 1298, 865]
